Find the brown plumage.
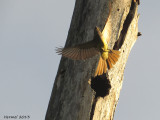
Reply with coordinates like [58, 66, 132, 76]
[56, 39, 100, 60]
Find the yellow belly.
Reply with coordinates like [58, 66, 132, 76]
[101, 51, 108, 60]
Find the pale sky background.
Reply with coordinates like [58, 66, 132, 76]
[0, 0, 159, 120]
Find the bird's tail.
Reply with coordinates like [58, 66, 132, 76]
[95, 56, 107, 76]
[95, 50, 120, 76]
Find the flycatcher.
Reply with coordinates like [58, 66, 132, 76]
[56, 26, 120, 76]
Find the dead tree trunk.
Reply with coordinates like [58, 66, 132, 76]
[45, 0, 139, 120]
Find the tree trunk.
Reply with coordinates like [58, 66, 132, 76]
[45, 0, 139, 120]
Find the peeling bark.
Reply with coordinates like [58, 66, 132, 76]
[45, 0, 139, 120]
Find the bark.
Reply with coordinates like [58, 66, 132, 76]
[45, 0, 139, 120]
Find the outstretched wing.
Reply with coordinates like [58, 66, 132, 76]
[106, 50, 120, 69]
[56, 40, 100, 60]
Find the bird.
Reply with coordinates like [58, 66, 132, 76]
[56, 26, 120, 77]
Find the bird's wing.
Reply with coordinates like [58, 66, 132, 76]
[106, 50, 120, 69]
[56, 40, 100, 60]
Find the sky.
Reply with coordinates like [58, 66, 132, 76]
[0, 0, 160, 120]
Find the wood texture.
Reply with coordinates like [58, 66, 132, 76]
[45, 0, 139, 120]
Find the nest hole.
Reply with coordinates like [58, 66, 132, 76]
[91, 74, 111, 97]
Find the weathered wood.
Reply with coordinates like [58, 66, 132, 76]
[45, 0, 139, 120]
